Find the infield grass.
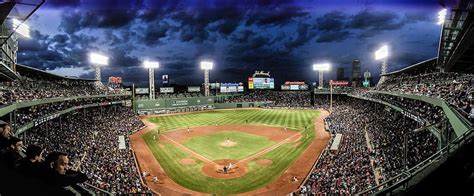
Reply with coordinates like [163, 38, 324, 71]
[182, 130, 276, 160]
[143, 109, 319, 194]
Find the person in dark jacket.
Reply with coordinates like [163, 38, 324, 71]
[42, 151, 89, 187]
[0, 120, 13, 152]
[2, 137, 23, 168]
[17, 144, 44, 177]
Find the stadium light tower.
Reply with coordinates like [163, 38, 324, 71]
[200, 61, 213, 97]
[313, 63, 331, 89]
[144, 60, 159, 100]
[437, 9, 447, 71]
[89, 52, 109, 87]
[375, 45, 388, 86]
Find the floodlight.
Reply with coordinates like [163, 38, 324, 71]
[313, 63, 330, 71]
[375, 45, 388, 60]
[200, 61, 213, 70]
[437, 9, 447, 25]
[12, 19, 30, 38]
[144, 61, 159, 68]
[89, 53, 109, 65]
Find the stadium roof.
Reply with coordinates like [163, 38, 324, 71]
[16, 64, 97, 82]
[381, 58, 437, 76]
[0, 0, 45, 81]
[437, 0, 474, 73]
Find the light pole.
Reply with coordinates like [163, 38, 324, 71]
[89, 52, 109, 87]
[200, 61, 213, 97]
[436, 9, 447, 71]
[375, 45, 388, 86]
[313, 63, 330, 89]
[144, 60, 159, 100]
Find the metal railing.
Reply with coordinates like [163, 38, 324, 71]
[357, 125, 473, 195]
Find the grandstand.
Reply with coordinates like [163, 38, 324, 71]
[0, 0, 473, 195]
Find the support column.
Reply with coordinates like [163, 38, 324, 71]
[204, 69, 210, 97]
[149, 68, 155, 100]
[377, 58, 388, 86]
[95, 66, 102, 87]
[318, 71, 323, 89]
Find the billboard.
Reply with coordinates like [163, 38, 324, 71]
[210, 83, 220, 89]
[162, 75, 169, 84]
[160, 87, 174, 93]
[250, 78, 274, 89]
[220, 83, 244, 93]
[135, 88, 149, 94]
[248, 77, 254, 89]
[330, 80, 349, 85]
[108, 76, 122, 84]
[188, 86, 201, 92]
[281, 84, 309, 90]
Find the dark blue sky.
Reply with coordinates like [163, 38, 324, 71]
[15, 0, 447, 86]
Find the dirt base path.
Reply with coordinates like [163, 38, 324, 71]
[130, 109, 330, 195]
[245, 110, 330, 195]
[130, 117, 205, 195]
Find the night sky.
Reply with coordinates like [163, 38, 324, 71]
[16, 0, 446, 86]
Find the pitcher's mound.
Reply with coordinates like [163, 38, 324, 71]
[219, 140, 237, 147]
[256, 159, 273, 166]
[179, 159, 196, 165]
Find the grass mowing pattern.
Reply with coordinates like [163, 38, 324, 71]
[148, 109, 316, 132]
[143, 109, 319, 194]
[182, 131, 276, 160]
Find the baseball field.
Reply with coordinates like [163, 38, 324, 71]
[133, 109, 327, 195]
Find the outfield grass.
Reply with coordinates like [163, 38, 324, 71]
[143, 109, 319, 194]
[182, 130, 276, 160]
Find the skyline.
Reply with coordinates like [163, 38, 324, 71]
[14, 0, 447, 86]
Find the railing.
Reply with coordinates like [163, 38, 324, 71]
[357, 126, 474, 195]
[0, 93, 131, 117]
[81, 182, 113, 195]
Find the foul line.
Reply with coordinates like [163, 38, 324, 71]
[236, 132, 301, 165]
[160, 134, 219, 166]
[161, 130, 301, 167]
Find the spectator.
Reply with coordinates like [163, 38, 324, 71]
[0, 120, 12, 151]
[42, 151, 88, 187]
[2, 137, 23, 168]
[17, 144, 44, 177]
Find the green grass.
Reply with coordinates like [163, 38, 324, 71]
[143, 109, 319, 194]
[182, 130, 276, 160]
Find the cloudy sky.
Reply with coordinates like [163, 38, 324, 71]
[15, 0, 446, 86]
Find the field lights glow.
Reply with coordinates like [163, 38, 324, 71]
[375, 45, 388, 60]
[313, 63, 330, 71]
[144, 60, 159, 68]
[89, 53, 109, 65]
[200, 61, 214, 70]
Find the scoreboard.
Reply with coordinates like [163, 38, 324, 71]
[220, 83, 244, 93]
[281, 81, 309, 91]
[248, 77, 274, 89]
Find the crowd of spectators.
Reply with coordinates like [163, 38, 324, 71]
[299, 96, 439, 195]
[0, 72, 123, 106]
[0, 119, 91, 195]
[363, 93, 446, 125]
[224, 91, 312, 107]
[376, 72, 473, 122]
[135, 92, 204, 100]
[23, 105, 148, 194]
[14, 96, 129, 127]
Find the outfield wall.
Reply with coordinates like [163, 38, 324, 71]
[134, 96, 268, 114]
[214, 102, 265, 109]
